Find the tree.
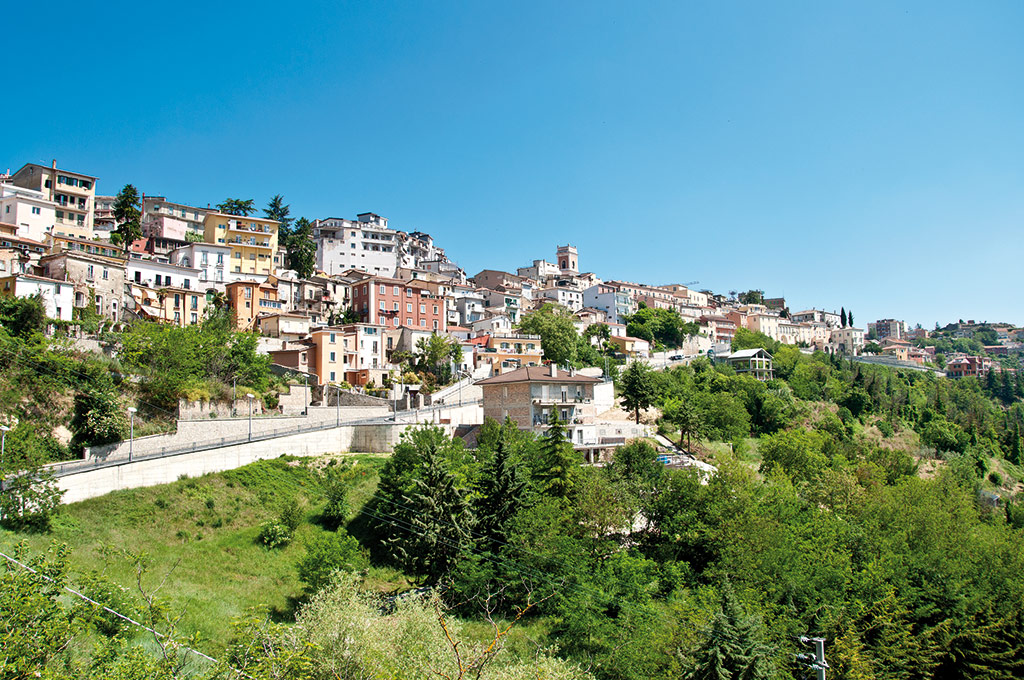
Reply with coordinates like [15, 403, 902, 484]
[284, 217, 316, 278]
[848, 310, 854, 327]
[0, 294, 47, 337]
[69, 389, 129, 456]
[263, 194, 293, 235]
[216, 198, 256, 216]
[474, 421, 531, 550]
[758, 429, 828, 483]
[663, 396, 707, 451]
[535, 418, 580, 500]
[110, 184, 142, 252]
[373, 426, 475, 582]
[619, 360, 657, 424]
[686, 582, 774, 680]
[840, 307, 847, 328]
[737, 290, 764, 305]
[518, 303, 579, 366]
[184, 231, 204, 243]
[413, 332, 463, 385]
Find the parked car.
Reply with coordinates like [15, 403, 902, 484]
[669, 354, 684, 360]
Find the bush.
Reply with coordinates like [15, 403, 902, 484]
[257, 522, 293, 549]
[989, 471, 1004, 486]
[877, 420, 895, 438]
[297, 530, 366, 593]
[278, 497, 303, 533]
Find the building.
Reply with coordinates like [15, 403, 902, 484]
[257, 312, 312, 341]
[168, 243, 234, 287]
[583, 284, 635, 324]
[315, 213, 398, 276]
[830, 327, 865, 355]
[477, 364, 641, 462]
[517, 258, 562, 284]
[127, 258, 202, 292]
[307, 324, 387, 386]
[700, 315, 737, 344]
[946, 355, 994, 379]
[349, 275, 447, 332]
[0, 226, 47, 275]
[725, 348, 774, 381]
[474, 333, 543, 375]
[203, 213, 280, 277]
[0, 273, 74, 321]
[868, 319, 906, 341]
[538, 286, 584, 312]
[791, 309, 841, 329]
[0, 184, 57, 242]
[143, 196, 211, 239]
[8, 161, 96, 239]
[607, 335, 651, 358]
[39, 251, 125, 321]
[556, 244, 579, 275]
[128, 285, 208, 326]
[226, 280, 282, 330]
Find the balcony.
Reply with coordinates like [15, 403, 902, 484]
[226, 221, 272, 235]
[533, 396, 591, 406]
[229, 237, 273, 249]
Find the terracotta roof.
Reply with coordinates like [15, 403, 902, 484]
[476, 366, 600, 385]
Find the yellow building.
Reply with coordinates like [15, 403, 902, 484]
[129, 285, 208, 327]
[203, 213, 279, 276]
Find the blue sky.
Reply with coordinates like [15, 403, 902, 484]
[4, 1, 1022, 328]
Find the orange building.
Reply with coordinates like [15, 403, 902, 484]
[226, 280, 282, 330]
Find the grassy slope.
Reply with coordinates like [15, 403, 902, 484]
[1, 453, 389, 650]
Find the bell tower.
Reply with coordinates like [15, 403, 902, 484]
[556, 244, 578, 275]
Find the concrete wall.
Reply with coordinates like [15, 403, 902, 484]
[86, 405, 390, 463]
[58, 404, 481, 504]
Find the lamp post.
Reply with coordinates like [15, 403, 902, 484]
[335, 384, 340, 427]
[126, 407, 137, 462]
[247, 394, 255, 441]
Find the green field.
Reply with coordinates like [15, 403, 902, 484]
[1, 453, 394, 650]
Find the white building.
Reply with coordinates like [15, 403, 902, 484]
[168, 243, 234, 287]
[127, 258, 202, 292]
[142, 196, 211, 239]
[0, 273, 74, 321]
[830, 327, 866, 355]
[0, 185, 57, 242]
[539, 286, 584, 312]
[583, 285, 635, 324]
[314, 213, 401, 277]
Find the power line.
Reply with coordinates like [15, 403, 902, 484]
[0, 548, 250, 678]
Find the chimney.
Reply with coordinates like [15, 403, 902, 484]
[549, 363, 557, 378]
[52, 159, 57, 169]
[569, 366, 576, 377]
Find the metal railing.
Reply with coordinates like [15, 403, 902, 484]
[39, 399, 481, 480]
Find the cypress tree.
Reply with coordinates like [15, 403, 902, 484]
[474, 423, 530, 552]
[536, 418, 580, 500]
[840, 307, 847, 328]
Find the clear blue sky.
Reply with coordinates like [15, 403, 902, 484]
[4, 2, 1022, 328]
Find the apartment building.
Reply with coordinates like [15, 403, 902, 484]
[314, 213, 399, 276]
[308, 324, 387, 386]
[0, 225, 47, 275]
[226, 280, 282, 330]
[539, 286, 584, 312]
[129, 285, 208, 326]
[127, 258, 202, 292]
[791, 309, 841, 329]
[350, 275, 447, 332]
[203, 213, 279, 277]
[168, 243, 234, 287]
[0, 184, 56, 242]
[8, 161, 96, 239]
[583, 284, 636, 324]
[0, 273, 74, 321]
[517, 258, 562, 284]
[868, 318, 906, 341]
[143, 196, 211, 239]
[474, 333, 543, 375]
[830, 327, 866, 355]
[40, 251, 125, 320]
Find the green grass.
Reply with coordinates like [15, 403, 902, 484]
[0, 454, 388, 651]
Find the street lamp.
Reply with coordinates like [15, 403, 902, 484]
[126, 407, 137, 462]
[334, 384, 340, 427]
[247, 394, 255, 441]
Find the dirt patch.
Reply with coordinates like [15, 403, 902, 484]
[597, 398, 662, 425]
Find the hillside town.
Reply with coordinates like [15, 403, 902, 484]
[3, 159, 1020, 396]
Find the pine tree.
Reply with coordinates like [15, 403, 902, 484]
[536, 418, 580, 500]
[687, 582, 774, 680]
[847, 310, 854, 327]
[110, 184, 142, 252]
[620, 360, 657, 424]
[840, 307, 847, 328]
[474, 422, 530, 552]
[263, 194, 293, 235]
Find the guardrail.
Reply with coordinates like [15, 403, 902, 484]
[37, 398, 481, 480]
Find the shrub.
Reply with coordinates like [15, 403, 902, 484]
[989, 471, 1004, 486]
[258, 522, 293, 549]
[297, 530, 366, 593]
[278, 497, 303, 533]
[877, 420, 895, 438]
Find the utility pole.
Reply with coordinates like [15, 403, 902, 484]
[796, 637, 827, 680]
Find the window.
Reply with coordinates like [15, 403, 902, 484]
[406, 302, 412, 312]
[87, 265, 94, 280]
[407, 318, 413, 326]
[102, 269, 108, 280]
[420, 304, 425, 313]
[330, 371, 336, 381]
[244, 287, 252, 299]
[330, 352, 336, 361]
[31, 207, 41, 215]
[379, 301, 385, 309]
[433, 305, 438, 314]
[380, 284, 385, 294]
[393, 285, 399, 295]
[393, 302, 398, 311]
[329, 333, 336, 343]
[191, 313, 198, 324]
[420, 319, 426, 327]
[217, 253, 224, 265]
